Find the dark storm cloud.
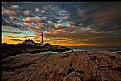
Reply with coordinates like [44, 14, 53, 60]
[74, 3, 121, 32]
[9, 39, 23, 41]
[45, 28, 121, 45]
[90, 4, 121, 31]
[87, 35, 121, 45]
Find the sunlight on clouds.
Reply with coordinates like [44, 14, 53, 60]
[32, 16, 41, 21]
[55, 24, 62, 28]
[2, 2, 121, 46]
[24, 23, 31, 27]
[4, 10, 17, 16]
[22, 17, 32, 23]
[2, 34, 21, 44]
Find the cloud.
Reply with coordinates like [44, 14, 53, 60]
[77, 10, 86, 17]
[58, 12, 65, 17]
[35, 23, 44, 29]
[90, 30, 103, 34]
[11, 5, 19, 9]
[2, 2, 121, 46]
[65, 26, 75, 33]
[2, 30, 22, 34]
[8, 36, 20, 38]
[48, 37, 72, 41]
[23, 10, 30, 16]
[44, 29, 109, 46]
[78, 27, 92, 32]
[7, 35, 35, 39]
[35, 8, 40, 12]
[22, 16, 43, 33]
[55, 24, 62, 28]
[22, 16, 41, 23]
[4, 10, 17, 16]
[22, 17, 32, 23]
[9, 39, 23, 41]
[32, 16, 41, 22]
[45, 28, 67, 35]
[86, 35, 121, 45]
[24, 23, 31, 27]
[47, 21, 53, 25]
[20, 36, 35, 38]
[9, 16, 16, 21]
[2, 26, 14, 31]
[29, 27, 37, 32]
[77, 3, 121, 33]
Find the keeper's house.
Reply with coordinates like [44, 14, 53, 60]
[22, 39, 35, 45]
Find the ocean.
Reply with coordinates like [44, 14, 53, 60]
[67, 46, 121, 52]
[23, 46, 121, 55]
[38, 46, 121, 55]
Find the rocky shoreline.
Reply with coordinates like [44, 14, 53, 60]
[2, 44, 71, 59]
[2, 50, 121, 81]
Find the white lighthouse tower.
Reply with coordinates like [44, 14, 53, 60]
[40, 32, 44, 46]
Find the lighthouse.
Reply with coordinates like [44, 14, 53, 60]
[40, 32, 44, 46]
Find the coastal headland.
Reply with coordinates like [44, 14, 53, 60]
[2, 43, 71, 58]
[2, 50, 121, 81]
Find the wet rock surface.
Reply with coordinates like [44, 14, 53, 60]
[2, 51, 121, 81]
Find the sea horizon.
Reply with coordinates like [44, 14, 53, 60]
[67, 45, 121, 52]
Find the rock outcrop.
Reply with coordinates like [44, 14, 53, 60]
[2, 51, 121, 81]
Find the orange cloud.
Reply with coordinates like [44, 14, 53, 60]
[45, 28, 66, 35]
[23, 16, 41, 23]
[35, 26, 41, 29]
[29, 27, 38, 32]
[24, 23, 31, 27]
[60, 43, 95, 46]
[43, 37, 95, 46]
[4, 10, 17, 16]
[35, 23, 44, 29]
[55, 24, 62, 28]
[32, 16, 41, 22]
[2, 34, 21, 44]
[38, 23, 44, 26]
[22, 17, 32, 23]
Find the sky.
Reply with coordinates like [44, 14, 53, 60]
[2, 2, 121, 46]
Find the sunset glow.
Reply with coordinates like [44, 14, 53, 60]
[2, 2, 121, 46]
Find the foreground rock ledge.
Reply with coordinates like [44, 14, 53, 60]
[2, 50, 121, 81]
